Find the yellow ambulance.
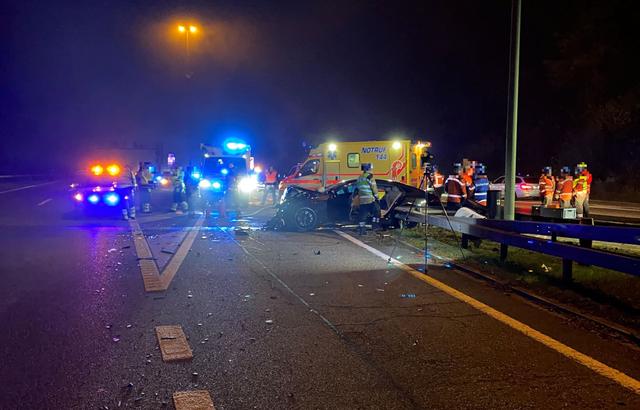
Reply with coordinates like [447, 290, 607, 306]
[279, 139, 431, 193]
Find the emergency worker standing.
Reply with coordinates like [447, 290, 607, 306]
[122, 164, 137, 220]
[539, 166, 555, 207]
[356, 163, 378, 235]
[430, 165, 445, 202]
[445, 163, 467, 211]
[170, 167, 188, 212]
[555, 166, 573, 208]
[261, 166, 278, 205]
[463, 166, 475, 201]
[473, 164, 489, 206]
[577, 162, 592, 217]
[136, 162, 153, 213]
[573, 166, 589, 218]
[184, 166, 199, 217]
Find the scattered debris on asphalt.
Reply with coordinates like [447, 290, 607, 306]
[309, 293, 315, 296]
[400, 293, 416, 299]
[126, 324, 132, 329]
[313, 250, 321, 255]
[108, 248, 117, 253]
[112, 336, 121, 342]
[376, 288, 384, 292]
[265, 319, 274, 324]
[160, 249, 175, 255]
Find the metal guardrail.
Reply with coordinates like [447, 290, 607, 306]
[394, 207, 640, 282]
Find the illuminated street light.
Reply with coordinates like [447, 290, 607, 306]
[178, 25, 186, 33]
[177, 23, 199, 77]
[189, 25, 197, 33]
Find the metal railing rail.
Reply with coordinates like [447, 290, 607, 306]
[394, 208, 640, 281]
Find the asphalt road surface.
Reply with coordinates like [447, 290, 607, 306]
[1, 181, 639, 409]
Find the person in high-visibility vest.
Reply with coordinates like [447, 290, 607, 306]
[429, 165, 445, 202]
[576, 162, 592, 217]
[555, 166, 573, 209]
[573, 165, 589, 218]
[445, 163, 467, 211]
[462, 165, 475, 202]
[261, 166, 279, 205]
[539, 166, 555, 207]
[355, 163, 378, 235]
[473, 163, 489, 206]
[136, 162, 153, 213]
[170, 167, 188, 212]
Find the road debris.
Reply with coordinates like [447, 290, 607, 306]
[376, 288, 384, 292]
[400, 293, 417, 299]
[313, 250, 321, 255]
[108, 248, 117, 253]
[112, 336, 121, 342]
[265, 319, 274, 324]
[161, 249, 175, 255]
[309, 293, 315, 296]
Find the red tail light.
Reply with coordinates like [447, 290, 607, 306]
[520, 183, 532, 190]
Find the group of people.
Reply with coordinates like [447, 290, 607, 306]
[539, 162, 592, 218]
[429, 162, 490, 212]
[430, 160, 593, 218]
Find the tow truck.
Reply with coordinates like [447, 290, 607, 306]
[70, 163, 136, 218]
[279, 139, 431, 194]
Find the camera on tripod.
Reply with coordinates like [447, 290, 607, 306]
[420, 150, 435, 175]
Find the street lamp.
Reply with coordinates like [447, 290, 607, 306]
[177, 23, 198, 77]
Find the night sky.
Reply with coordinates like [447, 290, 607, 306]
[2, 1, 638, 177]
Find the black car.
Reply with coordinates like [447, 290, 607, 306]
[268, 179, 437, 231]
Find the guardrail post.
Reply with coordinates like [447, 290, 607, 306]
[562, 259, 573, 283]
[461, 234, 469, 249]
[500, 243, 508, 262]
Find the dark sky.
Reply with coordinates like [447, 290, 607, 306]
[0, 0, 577, 174]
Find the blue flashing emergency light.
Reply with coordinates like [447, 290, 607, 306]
[191, 172, 202, 180]
[104, 193, 120, 206]
[223, 138, 249, 154]
[211, 180, 222, 190]
[88, 194, 100, 204]
[221, 168, 229, 175]
[155, 175, 163, 182]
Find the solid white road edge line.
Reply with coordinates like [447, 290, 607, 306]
[334, 229, 640, 395]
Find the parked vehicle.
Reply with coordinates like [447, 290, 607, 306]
[490, 175, 540, 199]
[268, 179, 436, 231]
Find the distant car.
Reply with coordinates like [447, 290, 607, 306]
[268, 179, 436, 231]
[490, 175, 540, 199]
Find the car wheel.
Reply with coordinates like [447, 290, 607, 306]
[291, 207, 318, 231]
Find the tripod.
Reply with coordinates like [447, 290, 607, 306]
[390, 165, 466, 274]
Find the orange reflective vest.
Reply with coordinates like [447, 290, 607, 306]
[265, 170, 278, 184]
[539, 175, 555, 196]
[445, 176, 467, 204]
[555, 177, 573, 201]
[573, 175, 588, 196]
[581, 170, 592, 194]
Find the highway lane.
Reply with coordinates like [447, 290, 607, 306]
[0, 182, 638, 408]
[515, 198, 640, 222]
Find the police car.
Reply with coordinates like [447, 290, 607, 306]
[71, 164, 136, 218]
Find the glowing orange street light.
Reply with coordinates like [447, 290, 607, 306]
[189, 25, 197, 33]
[178, 25, 186, 33]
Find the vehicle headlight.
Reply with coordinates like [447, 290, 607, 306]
[238, 176, 257, 193]
[87, 194, 100, 204]
[199, 179, 212, 189]
[211, 180, 222, 190]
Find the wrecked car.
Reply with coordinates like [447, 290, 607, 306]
[267, 179, 439, 231]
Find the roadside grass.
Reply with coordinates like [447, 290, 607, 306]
[401, 226, 640, 326]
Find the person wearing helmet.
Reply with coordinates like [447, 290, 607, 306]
[355, 163, 378, 235]
[429, 164, 445, 202]
[539, 166, 555, 207]
[445, 163, 467, 211]
[555, 166, 573, 208]
[170, 167, 188, 212]
[573, 163, 589, 218]
[473, 163, 489, 206]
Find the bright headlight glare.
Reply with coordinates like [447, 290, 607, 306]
[198, 179, 212, 189]
[238, 176, 257, 193]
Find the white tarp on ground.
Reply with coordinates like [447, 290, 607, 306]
[454, 207, 486, 219]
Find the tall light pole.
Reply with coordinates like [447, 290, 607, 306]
[504, 0, 522, 220]
[178, 24, 198, 77]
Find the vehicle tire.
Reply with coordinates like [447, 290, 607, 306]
[290, 207, 318, 231]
